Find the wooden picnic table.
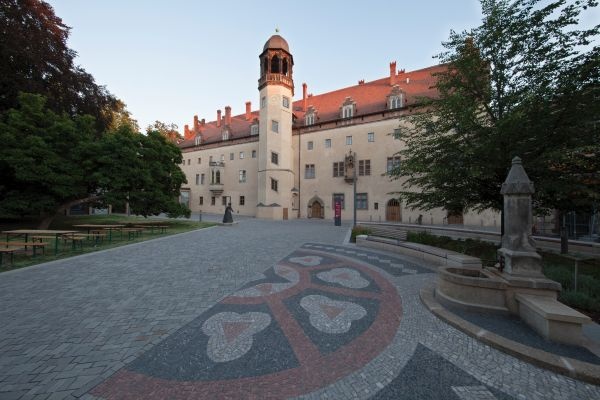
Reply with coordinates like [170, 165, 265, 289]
[72, 225, 125, 242]
[2, 229, 78, 255]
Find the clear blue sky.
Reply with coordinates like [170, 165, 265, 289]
[46, 1, 598, 132]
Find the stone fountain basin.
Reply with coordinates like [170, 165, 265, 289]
[436, 266, 510, 313]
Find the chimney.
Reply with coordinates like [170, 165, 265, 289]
[358, 79, 365, 85]
[193, 115, 199, 133]
[389, 61, 397, 86]
[245, 101, 251, 120]
[217, 109, 221, 127]
[225, 106, 231, 126]
[302, 83, 308, 111]
[201, 118, 205, 127]
[184, 124, 190, 139]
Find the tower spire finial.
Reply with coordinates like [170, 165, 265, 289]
[275, 27, 279, 33]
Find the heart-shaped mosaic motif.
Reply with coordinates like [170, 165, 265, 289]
[316, 268, 369, 289]
[300, 295, 366, 334]
[202, 312, 271, 362]
[288, 256, 323, 266]
[232, 265, 300, 297]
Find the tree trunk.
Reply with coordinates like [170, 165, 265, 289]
[36, 196, 101, 229]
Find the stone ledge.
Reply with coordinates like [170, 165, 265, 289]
[516, 294, 591, 324]
[358, 236, 481, 268]
[420, 286, 600, 385]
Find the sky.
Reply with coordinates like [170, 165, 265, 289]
[46, 1, 598, 132]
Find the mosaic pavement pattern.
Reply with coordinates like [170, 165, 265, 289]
[91, 246, 404, 399]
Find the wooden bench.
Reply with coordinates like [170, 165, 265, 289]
[63, 232, 107, 244]
[0, 247, 21, 266]
[516, 293, 591, 345]
[0, 241, 48, 257]
[134, 225, 167, 234]
[121, 228, 144, 240]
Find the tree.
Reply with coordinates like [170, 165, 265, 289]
[0, 0, 120, 132]
[147, 120, 183, 144]
[0, 93, 190, 228]
[392, 0, 599, 218]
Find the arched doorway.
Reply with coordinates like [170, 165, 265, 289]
[386, 199, 401, 222]
[447, 211, 464, 225]
[308, 197, 324, 219]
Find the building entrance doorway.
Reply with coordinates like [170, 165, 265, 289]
[386, 199, 401, 222]
[309, 199, 324, 219]
[447, 211, 464, 225]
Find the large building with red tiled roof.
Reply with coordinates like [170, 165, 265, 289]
[178, 34, 499, 226]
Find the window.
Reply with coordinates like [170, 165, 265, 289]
[211, 170, 221, 184]
[230, 153, 234, 160]
[199, 196, 204, 206]
[389, 95, 403, 109]
[195, 136, 202, 146]
[252, 150, 257, 158]
[271, 178, 278, 192]
[239, 151, 244, 159]
[201, 173, 205, 185]
[187, 159, 191, 165]
[356, 193, 368, 210]
[181, 160, 185, 165]
[239, 170, 247, 183]
[271, 151, 279, 165]
[272, 120, 279, 133]
[333, 161, 344, 177]
[220, 154, 225, 162]
[307, 141, 313, 150]
[222, 197, 227, 206]
[387, 156, 401, 173]
[374, 202, 379, 210]
[368, 132, 374, 142]
[305, 113, 315, 126]
[332, 193, 345, 209]
[282, 96, 290, 108]
[346, 136, 352, 145]
[251, 125, 259, 135]
[359, 159, 371, 176]
[198, 157, 202, 164]
[222, 130, 229, 140]
[325, 138, 331, 148]
[209, 155, 213, 163]
[211, 196, 216, 206]
[239, 196, 245, 206]
[261, 96, 267, 108]
[305, 164, 315, 179]
[342, 104, 353, 118]
[195, 174, 200, 185]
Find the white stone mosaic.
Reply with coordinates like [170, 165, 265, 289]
[232, 265, 299, 297]
[289, 255, 323, 267]
[202, 311, 271, 363]
[300, 295, 367, 334]
[316, 268, 370, 289]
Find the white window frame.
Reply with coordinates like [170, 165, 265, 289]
[239, 170, 247, 183]
[346, 136, 352, 145]
[368, 132, 374, 142]
[305, 113, 315, 125]
[325, 138, 331, 148]
[272, 120, 279, 133]
[342, 104, 353, 118]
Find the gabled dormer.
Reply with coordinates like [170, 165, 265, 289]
[340, 97, 356, 119]
[194, 134, 202, 146]
[387, 84, 405, 109]
[304, 106, 318, 126]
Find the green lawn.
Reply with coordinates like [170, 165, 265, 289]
[0, 214, 215, 272]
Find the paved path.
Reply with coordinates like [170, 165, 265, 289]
[0, 219, 598, 399]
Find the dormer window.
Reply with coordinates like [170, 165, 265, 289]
[194, 135, 202, 146]
[251, 124, 259, 135]
[342, 105, 353, 119]
[222, 129, 229, 141]
[305, 113, 315, 126]
[340, 97, 356, 119]
[389, 94, 403, 109]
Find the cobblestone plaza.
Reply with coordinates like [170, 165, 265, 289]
[0, 219, 598, 399]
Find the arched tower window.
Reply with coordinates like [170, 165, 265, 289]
[282, 58, 288, 75]
[271, 55, 280, 73]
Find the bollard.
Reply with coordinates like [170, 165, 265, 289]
[198, 211, 202, 222]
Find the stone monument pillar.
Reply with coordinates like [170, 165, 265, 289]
[497, 157, 544, 277]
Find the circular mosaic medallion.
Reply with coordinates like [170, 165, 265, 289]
[92, 248, 402, 400]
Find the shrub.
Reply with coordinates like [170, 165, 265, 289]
[351, 225, 372, 243]
[559, 290, 599, 312]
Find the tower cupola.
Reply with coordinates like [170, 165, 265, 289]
[259, 34, 294, 95]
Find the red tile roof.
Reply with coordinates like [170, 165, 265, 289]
[179, 64, 444, 149]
